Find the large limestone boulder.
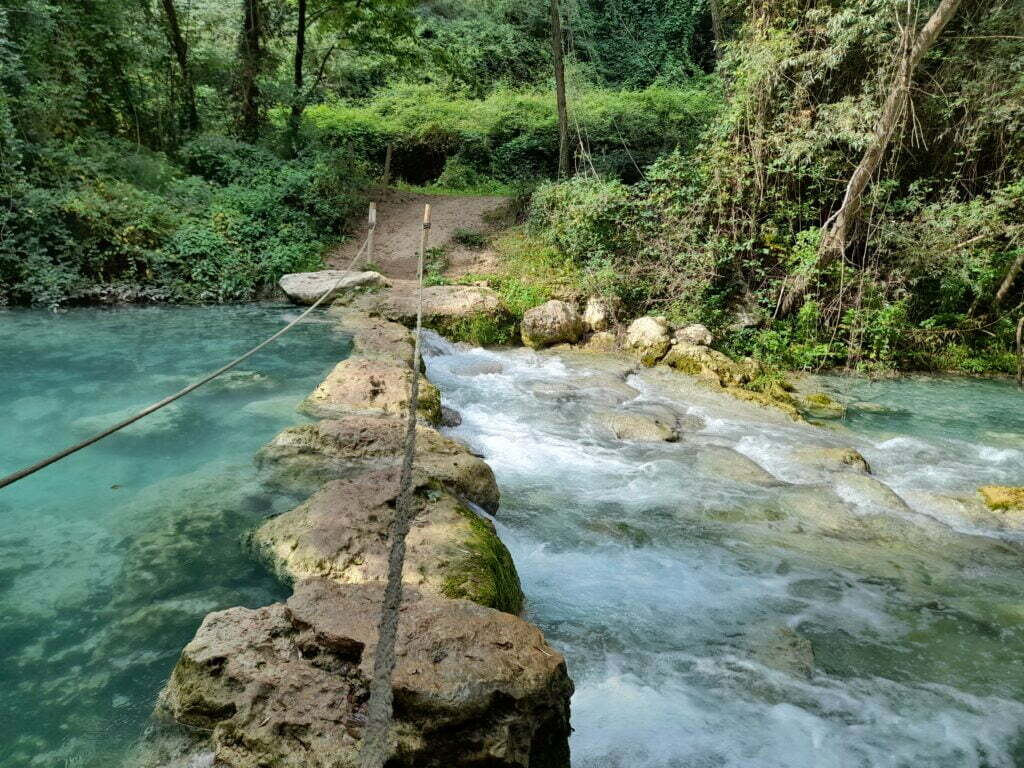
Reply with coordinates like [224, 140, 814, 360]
[330, 307, 415, 368]
[661, 341, 748, 386]
[280, 270, 386, 306]
[300, 358, 441, 425]
[376, 285, 503, 325]
[251, 468, 523, 613]
[256, 416, 499, 513]
[582, 296, 616, 332]
[594, 409, 679, 443]
[624, 316, 671, 366]
[521, 300, 583, 348]
[579, 330, 618, 353]
[673, 323, 713, 347]
[162, 579, 572, 768]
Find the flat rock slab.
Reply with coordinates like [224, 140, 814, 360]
[280, 270, 387, 306]
[300, 357, 441, 424]
[374, 285, 503, 323]
[256, 415, 499, 512]
[163, 579, 572, 768]
[329, 307, 415, 368]
[251, 467, 521, 612]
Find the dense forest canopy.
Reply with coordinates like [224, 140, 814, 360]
[0, 0, 1021, 372]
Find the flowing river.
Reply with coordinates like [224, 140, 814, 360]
[4, 307, 1024, 767]
[425, 334, 1024, 768]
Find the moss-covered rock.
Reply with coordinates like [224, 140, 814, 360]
[979, 485, 1024, 511]
[799, 392, 845, 420]
[251, 468, 523, 614]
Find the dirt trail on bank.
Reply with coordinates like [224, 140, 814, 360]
[328, 189, 508, 281]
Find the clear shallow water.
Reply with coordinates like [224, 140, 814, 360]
[0, 305, 348, 767]
[424, 337, 1024, 768]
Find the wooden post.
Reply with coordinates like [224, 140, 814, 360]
[367, 202, 377, 267]
[550, 0, 570, 178]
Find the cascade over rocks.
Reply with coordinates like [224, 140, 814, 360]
[256, 416, 499, 512]
[280, 270, 387, 305]
[161, 579, 572, 768]
[624, 316, 671, 366]
[251, 467, 522, 612]
[521, 300, 584, 348]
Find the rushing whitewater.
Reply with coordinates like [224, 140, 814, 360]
[424, 333, 1024, 768]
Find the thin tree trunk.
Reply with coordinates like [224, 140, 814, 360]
[996, 250, 1024, 305]
[237, 0, 264, 142]
[709, 0, 724, 51]
[550, 0, 570, 178]
[287, 0, 307, 153]
[161, 0, 199, 132]
[777, 0, 963, 317]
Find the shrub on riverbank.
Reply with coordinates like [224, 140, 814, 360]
[0, 137, 366, 307]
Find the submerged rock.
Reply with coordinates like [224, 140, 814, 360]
[748, 626, 815, 679]
[979, 485, 1024, 512]
[624, 316, 671, 366]
[280, 270, 387, 305]
[696, 446, 779, 487]
[799, 392, 845, 420]
[594, 409, 679, 443]
[162, 579, 572, 768]
[440, 405, 463, 427]
[521, 300, 583, 349]
[300, 358, 441, 425]
[788, 446, 871, 475]
[256, 416, 498, 512]
[251, 468, 522, 613]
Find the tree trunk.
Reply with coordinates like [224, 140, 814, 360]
[550, 0, 570, 178]
[287, 0, 307, 154]
[161, 0, 199, 132]
[709, 0, 724, 51]
[777, 0, 963, 317]
[236, 0, 264, 142]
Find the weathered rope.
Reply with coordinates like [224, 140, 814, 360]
[0, 236, 370, 492]
[359, 205, 430, 768]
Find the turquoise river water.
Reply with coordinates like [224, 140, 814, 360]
[4, 306, 1024, 767]
[0, 306, 349, 766]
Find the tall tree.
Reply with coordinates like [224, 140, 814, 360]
[287, 0, 307, 151]
[160, 0, 199, 132]
[236, 0, 266, 142]
[550, 0, 569, 177]
[778, 0, 964, 316]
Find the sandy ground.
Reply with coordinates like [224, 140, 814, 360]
[328, 189, 508, 280]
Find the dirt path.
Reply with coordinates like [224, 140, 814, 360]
[328, 189, 508, 281]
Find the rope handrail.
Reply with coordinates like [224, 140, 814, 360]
[0, 234, 371, 492]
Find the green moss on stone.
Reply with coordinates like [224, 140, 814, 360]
[430, 311, 518, 347]
[442, 509, 524, 615]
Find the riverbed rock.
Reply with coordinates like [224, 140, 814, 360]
[696, 446, 779, 487]
[594, 409, 679, 443]
[799, 392, 845, 420]
[788, 446, 871, 475]
[624, 317, 671, 366]
[440, 405, 463, 427]
[251, 468, 522, 613]
[749, 626, 815, 679]
[661, 342, 746, 386]
[300, 358, 441, 425]
[979, 485, 1024, 511]
[256, 416, 499, 512]
[673, 323, 713, 347]
[161, 579, 572, 768]
[582, 296, 616, 332]
[521, 300, 583, 349]
[578, 331, 618, 353]
[280, 270, 387, 305]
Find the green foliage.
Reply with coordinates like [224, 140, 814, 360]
[303, 80, 719, 184]
[0, 137, 365, 306]
[453, 227, 486, 248]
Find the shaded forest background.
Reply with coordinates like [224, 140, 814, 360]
[0, 0, 1021, 372]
